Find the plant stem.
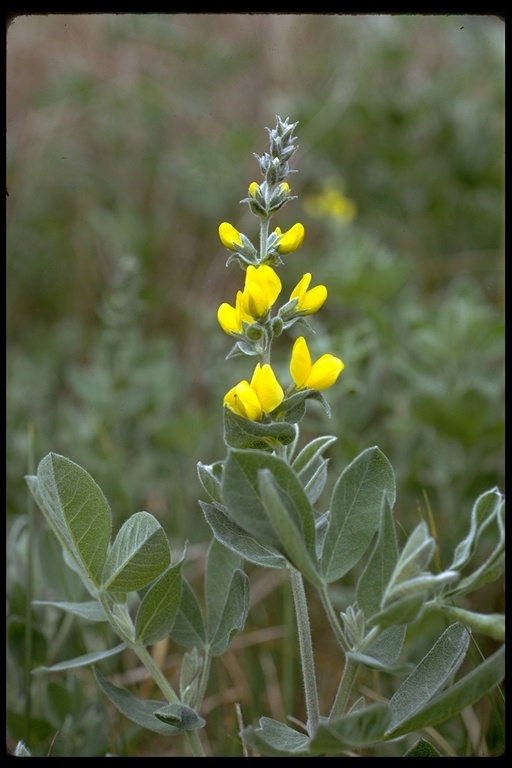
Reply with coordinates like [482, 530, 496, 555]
[288, 566, 320, 736]
[318, 585, 350, 652]
[260, 218, 269, 262]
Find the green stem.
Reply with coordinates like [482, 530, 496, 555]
[288, 566, 320, 736]
[318, 585, 350, 652]
[259, 218, 269, 262]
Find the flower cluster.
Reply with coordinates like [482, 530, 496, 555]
[217, 116, 344, 426]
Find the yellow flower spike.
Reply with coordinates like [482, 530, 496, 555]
[290, 273, 328, 315]
[290, 336, 344, 391]
[224, 380, 263, 421]
[250, 363, 284, 414]
[275, 222, 305, 254]
[218, 222, 243, 250]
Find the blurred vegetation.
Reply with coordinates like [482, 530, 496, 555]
[7, 14, 504, 757]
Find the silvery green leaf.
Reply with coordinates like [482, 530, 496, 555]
[310, 703, 391, 752]
[169, 577, 206, 649]
[367, 593, 426, 628]
[384, 570, 459, 604]
[291, 435, 337, 478]
[135, 559, 183, 645]
[387, 622, 470, 731]
[222, 449, 315, 557]
[201, 500, 287, 569]
[258, 468, 321, 585]
[321, 447, 395, 583]
[241, 717, 312, 756]
[389, 521, 435, 585]
[180, 647, 203, 707]
[197, 461, 224, 504]
[386, 643, 505, 739]
[33, 643, 126, 673]
[223, 407, 296, 451]
[206, 539, 250, 655]
[13, 741, 32, 757]
[357, 494, 398, 617]
[101, 511, 171, 593]
[437, 605, 505, 642]
[154, 703, 205, 731]
[449, 487, 504, 571]
[32, 600, 107, 623]
[93, 668, 180, 736]
[303, 458, 329, 504]
[27, 453, 112, 592]
[358, 625, 407, 670]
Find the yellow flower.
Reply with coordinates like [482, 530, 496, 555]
[274, 223, 305, 254]
[242, 265, 282, 318]
[303, 181, 356, 223]
[290, 336, 344, 390]
[224, 363, 284, 421]
[290, 273, 327, 315]
[217, 290, 253, 335]
[219, 222, 243, 250]
[248, 182, 260, 197]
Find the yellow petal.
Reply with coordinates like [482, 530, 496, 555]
[290, 273, 312, 301]
[290, 336, 312, 389]
[218, 222, 243, 250]
[217, 302, 239, 335]
[250, 363, 284, 414]
[246, 265, 282, 307]
[306, 354, 344, 390]
[243, 281, 268, 318]
[299, 284, 328, 314]
[276, 223, 305, 254]
[224, 381, 262, 421]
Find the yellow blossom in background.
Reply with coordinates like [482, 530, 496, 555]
[224, 363, 284, 421]
[290, 336, 344, 390]
[274, 223, 305, 254]
[290, 273, 327, 315]
[242, 265, 282, 317]
[303, 180, 356, 223]
[218, 222, 243, 250]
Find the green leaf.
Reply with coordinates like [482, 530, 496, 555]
[291, 435, 337, 477]
[449, 488, 504, 571]
[357, 494, 398, 617]
[404, 738, 442, 756]
[154, 702, 205, 731]
[349, 625, 407, 671]
[101, 511, 171, 592]
[273, 388, 331, 422]
[201, 500, 287, 569]
[223, 406, 296, 451]
[384, 571, 459, 605]
[258, 469, 321, 585]
[135, 559, 183, 645]
[169, 578, 206, 649]
[93, 668, 181, 736]
[33, 643, 126, 673]
[436, 606, 505, 642]
[310, 703, 392, 752]
[388, 521, 435, 585]
[388, 623, 470, 731]
[28, 453, 112, 590]
[222, 449, 317, 560]
[242, 717, 312, 756]
[32, 600, 107, 623]
[303, 458, 329, 504]
[197, 461, 224, 503]
[205, 539, 250, 655]
[180, 647, 203, 707]
[321, 447, 395, 583]
[367, 593, 426, 628]
[386, 643, 505, 739]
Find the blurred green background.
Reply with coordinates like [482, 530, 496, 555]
[7, 14, 504, 756]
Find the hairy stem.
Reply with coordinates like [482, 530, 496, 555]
[288, 566, 320, 735]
